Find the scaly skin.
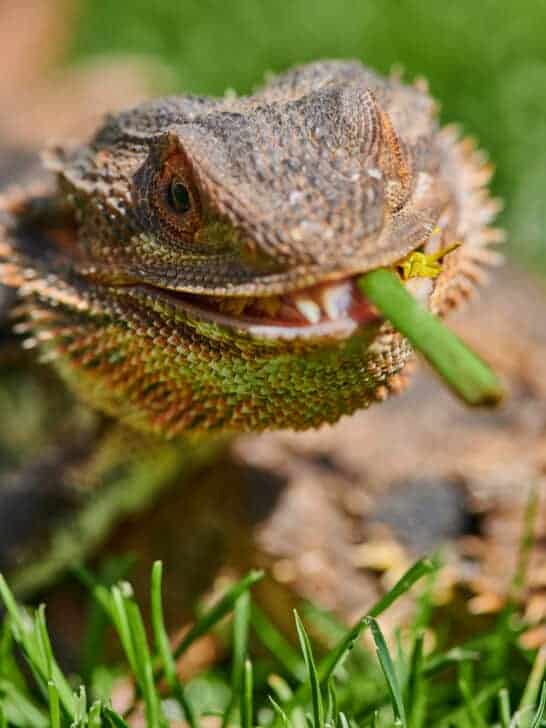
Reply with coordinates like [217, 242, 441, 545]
[0, 61, 500, 435]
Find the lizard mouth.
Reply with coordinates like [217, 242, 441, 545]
[128, 274, 431, 341]
[125, 262, 436, 341]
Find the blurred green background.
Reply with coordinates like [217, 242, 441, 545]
[71, 0, 546, 272]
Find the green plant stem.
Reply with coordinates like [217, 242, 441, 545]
[357, 269, 504, 406]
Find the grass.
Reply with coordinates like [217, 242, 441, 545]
[0, 555, 544, 727]
[357, 269, 504, 407]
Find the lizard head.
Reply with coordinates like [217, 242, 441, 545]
[0, 62, 499, 434]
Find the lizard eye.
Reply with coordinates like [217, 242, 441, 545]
[133, 142, 202, 244]
[168, 179, 192, 214]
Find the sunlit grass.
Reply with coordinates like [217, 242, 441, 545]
[0, 554, 544, 727]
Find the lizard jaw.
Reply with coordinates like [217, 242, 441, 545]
[126, 275, 384, 341]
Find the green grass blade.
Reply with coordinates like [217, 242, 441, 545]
[88, 701, 102, 728]
[406, 633, 426, 728]
[233, 594, 251, 678]
[125, 599, 163, 727]
[73, 686, 87, 727]
[318, 616, 368, 684]
[102, 705, 132, 727]
[458, 673, 488, 728]
[46, 682, 60, 728]
[498, 688, 511, 728]
[519, 648, 546, 728]
[0, 678, 49, 728]
[423, 647, 479, 677]
[529, 681, 546, 728]
[0, 703, 6, 728]
[111, 584, 138, 674]
[241, 659, 253, 728]
[326, 679, 337, 725]
[294, 611, 324, 728]
[223, 589, 251, 728]
[252, 604, 306, 681]
[358, 269, 504, 406]
[151, 562, 198, 728]
[409, 559, 439, 652]
[0, 576, 22, 635]
[365, 617, 407, 727]
[49, 667, 77, 721]
[368, 558, 437, 619]
[35, 607, 53, 681]
[0, 619, 25, 689]
[269, 696, 290, 728]
[268, 675, 306, 728]
[78, 556, 134, 681]
[173, 570, 263, 660]
[394, 628, 408, 690]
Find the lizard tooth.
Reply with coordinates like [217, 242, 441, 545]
[294, 297, 321, 324]
[321, 282, 353, 320]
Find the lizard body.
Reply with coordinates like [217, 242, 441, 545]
[0, 61, 500, 435]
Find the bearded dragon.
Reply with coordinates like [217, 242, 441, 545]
[0, 60, 500, 436]
[0, 60, 503, 594]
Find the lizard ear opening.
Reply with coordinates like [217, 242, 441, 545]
[132, 131, 202, 245]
